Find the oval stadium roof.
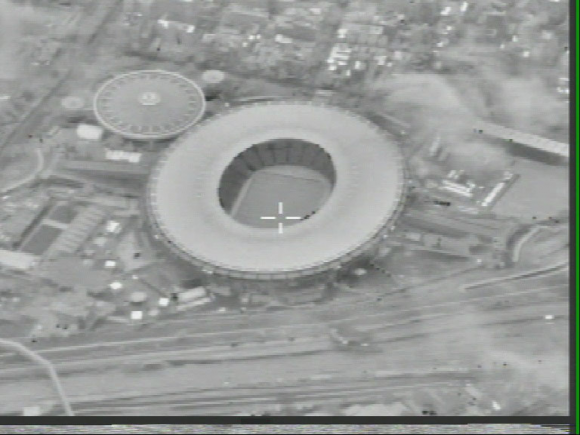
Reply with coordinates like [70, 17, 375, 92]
[147, 101, 407, 280]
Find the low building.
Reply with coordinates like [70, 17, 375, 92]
[35, 257, 113, 291]
[0, 249, 38, 270]
[277, 285, 325, 305]
[175, 286, 207, 303]
[404, 208, 519, 251]
[44, 205, 108, 259]
[277, 23, 317, 42]
[27, 289, 116, 338]
[274, 3, 327, 42]
[0, 193, 50, 249]
[422, 233, 479, 257]
[69, 140, 107, 161]
[249, 292, 271, 306]
[220, 4, 270, 31]
[76, 124, 104, 142]
[208, 284, 233, 297]
[104, 149, 143, 164]
[473, 120, 568, 159]
[57, 160, 150, 180]
[83, 195, 139, 212]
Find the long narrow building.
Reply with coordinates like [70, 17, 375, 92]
[473, 120, 568, 159]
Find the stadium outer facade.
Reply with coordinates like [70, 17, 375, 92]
[146, 101, 409, 289]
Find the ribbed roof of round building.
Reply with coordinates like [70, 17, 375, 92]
[93, 70, 206, 140]
[147, 101, 407, 280]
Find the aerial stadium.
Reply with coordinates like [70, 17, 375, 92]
[147, 101, 408, 286]
[93, 70, 206, 141]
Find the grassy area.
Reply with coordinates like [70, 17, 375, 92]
[0, 146, 41, 191]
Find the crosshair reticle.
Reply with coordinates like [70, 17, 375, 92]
[260, 202, 302, 234]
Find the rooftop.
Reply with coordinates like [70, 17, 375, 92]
[93, 70, 206, 141]
[148, 101, 407, 280]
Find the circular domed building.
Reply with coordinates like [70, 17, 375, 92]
[93, 70, 206, 141]
[61, 95, 86, 111]
[201, 69, 226, 85]
[147, 101, 407, 288]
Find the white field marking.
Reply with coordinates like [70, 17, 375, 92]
[260, 202, 301, 232]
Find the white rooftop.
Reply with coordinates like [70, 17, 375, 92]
[76, 124, 104, 141]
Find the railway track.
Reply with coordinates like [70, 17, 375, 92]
[0, 262, 566, 416]
[0, 283, 567, 378]
[55, 373, 480, 416]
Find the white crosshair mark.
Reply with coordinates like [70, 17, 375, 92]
[260, 202, 302, 234]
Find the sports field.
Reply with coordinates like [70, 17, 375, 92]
[231, 166, 332, 229]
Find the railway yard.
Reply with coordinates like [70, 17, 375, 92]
[0, 243, 568, 416]
[0, 0, 570, 418]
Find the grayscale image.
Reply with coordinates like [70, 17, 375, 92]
[0, 424, 573, 434]
[0, 0, 569, 418]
